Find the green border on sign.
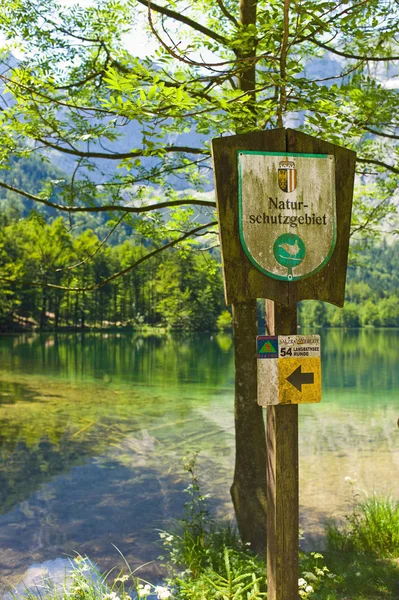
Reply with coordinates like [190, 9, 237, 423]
[237, 150, 337, 282]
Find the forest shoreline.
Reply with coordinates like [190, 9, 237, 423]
[2, 323, 399, 334]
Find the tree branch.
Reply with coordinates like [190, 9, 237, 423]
[55, 212, 128, 272]
[145, 0, 276, 69]
[0, 73, 113, 115]
[310, 38, 399, 62]
[291, 0, 370, 48]
[363, 126, 399, 141]
[356, 157, 399, 175]
[137, 0, 229, 45]
[215, 0, 239, 27]
[0, 221, 218, 292]
[35, 138, 209, 160]
[350, 197, 390, 237]
[54, 69, 106, 90]
[0, 180, 216, 212]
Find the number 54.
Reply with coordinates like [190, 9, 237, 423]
[280, 347, 292, 357]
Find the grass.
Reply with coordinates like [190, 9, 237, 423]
[326, 494, 399, 557]
[313, 551, 399, 600]
[316, 493, 399, 600]
[10, 553, 174, 600]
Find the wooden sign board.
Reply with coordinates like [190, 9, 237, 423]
[211, 129, 356, 307]
[257, 335, 321, 405]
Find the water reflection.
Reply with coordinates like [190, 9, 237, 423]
[0, 332, 234, 388]
[0, 330, 398, 594]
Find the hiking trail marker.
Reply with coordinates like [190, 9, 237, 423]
[257, 334, 321, 405]
[212, 128, 355, 600]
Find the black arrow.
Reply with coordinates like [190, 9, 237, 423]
[286, 365, 314, 392]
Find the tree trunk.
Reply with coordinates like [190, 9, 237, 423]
[54, 295, 61, 329]
[229, 0, 267, 554]
[74, 293, 79, 328]
[230, 301, 267, 554]
[40, 294, 47, 330]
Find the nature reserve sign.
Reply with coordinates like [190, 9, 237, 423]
[212, 129, 355, 306]
[238, 152, 336, 281]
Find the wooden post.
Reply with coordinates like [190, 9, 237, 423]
[266, 300, 298, 600]
[211, 128, 356, 600]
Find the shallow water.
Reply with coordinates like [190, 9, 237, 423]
[0, 329, 398, 594]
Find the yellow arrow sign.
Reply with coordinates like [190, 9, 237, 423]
[278, 357, 321, 404]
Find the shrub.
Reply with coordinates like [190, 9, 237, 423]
[216, 310, 233, 331]
[159, 453, 267, 599]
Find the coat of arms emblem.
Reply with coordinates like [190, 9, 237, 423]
[278, 159, 297, 193]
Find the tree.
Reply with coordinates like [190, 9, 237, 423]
[360, 298, 380, 327]
[377, 296, 399, 326]
[2, 0, 399, 551]
[299, 300, 329, 328]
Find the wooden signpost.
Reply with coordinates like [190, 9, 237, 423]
[212, 128, 355, 600]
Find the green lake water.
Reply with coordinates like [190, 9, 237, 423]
[0, 330, 398, 594]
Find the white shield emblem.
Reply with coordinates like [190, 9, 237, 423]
[238, 151, 336, 281]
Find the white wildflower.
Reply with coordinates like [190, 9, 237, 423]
[80, 563, 90, 572]
[155, 585, 172, 599]
[72, 587, 83, 594]
[73, 555, 91, 572]
[115, 575, 129, 583]
[298, 578, 307, 587]
[305, 585, 314, 593]
[103, 592, 120, 600]
[138, 583, 151, 597]
[344, 476, 356, 484]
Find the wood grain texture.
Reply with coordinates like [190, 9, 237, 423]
[212, 129, 288, 306]
[286, 130, 355, 306]
[267, 302, 299, 600]
[212, 128, 356, 307]
[230, 300, 267, 553]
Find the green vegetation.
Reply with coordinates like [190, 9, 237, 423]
[299, 239, 399, 328]
[0, 214, 225, 331]
[321, 495, 399, 599]
[10, 459, 399, 599]
[327, 494, 399, 558]
[1, 155, 398, 332]
[3, 202, 399, 331]
[0, 155, 66, 219]
[159, 453, 267, 599]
